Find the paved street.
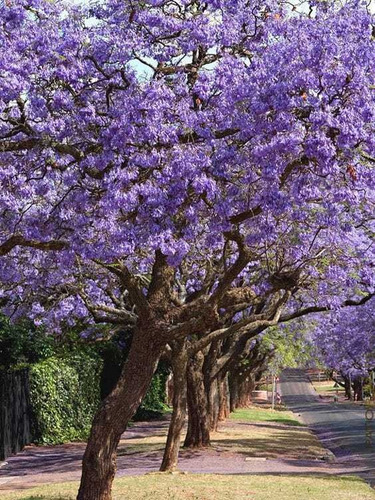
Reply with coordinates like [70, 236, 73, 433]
[280, 368, 375, 484]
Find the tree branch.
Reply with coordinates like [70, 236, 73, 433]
[280, 293, 375, 323]
[0, 235, 68, 256]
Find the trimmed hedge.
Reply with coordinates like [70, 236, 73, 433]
[140, 370, 169, 412]
[29, 353, 103, 444]
[134, 367, 169, 421]
[0, 314, 170, 445]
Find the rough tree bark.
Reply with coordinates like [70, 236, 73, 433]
[160, 340, 188, 471]
[207, 378, 220, 431]
[218, 373, 230, 421]
[353, 378, 364, 401]
[77, 333, 163, 500]
[204, 341, 221, 432]
[205, 374, 230, 432]
[229, 372, 254, 409]
[342, 374, 352, 400]
[229, 372, 239, 413]
[184, 351, 211, 448]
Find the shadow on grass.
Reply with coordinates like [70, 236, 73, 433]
[234, 422, 305, 431]
[210, 430, 322, 458]
[13, 497, 69, 500]
[234, 418, 304, 427]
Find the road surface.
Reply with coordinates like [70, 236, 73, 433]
[280, 368, 375, 484]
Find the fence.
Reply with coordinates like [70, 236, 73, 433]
[306, 369, 330, 382]
[0, 368, 32, 461]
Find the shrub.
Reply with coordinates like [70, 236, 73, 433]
[0, 316, 55, 368]
[133, 365, 170, 421]
[29, 352, 102, 444]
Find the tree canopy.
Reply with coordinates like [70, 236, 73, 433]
[1, 1, 375, 498]
[0, 0, 374, 333]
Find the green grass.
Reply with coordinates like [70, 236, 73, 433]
[314, 382, 344, 394]
[2, 474, 375, 500]
[256, 384, 272, 392]
[230, 407, 303, 426]
[222, 406, 325, 459]
[115, 404, 324, 461]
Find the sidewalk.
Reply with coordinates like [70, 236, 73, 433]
[0, 415, 369, 492]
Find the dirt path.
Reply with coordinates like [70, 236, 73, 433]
[0, 416, 369, 492]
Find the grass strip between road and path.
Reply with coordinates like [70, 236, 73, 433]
[312, 381, 345, 395]
[216, 405, 326, 460]
[229, 405, 303, 426]
[116, 405, 326, 461]
[1, 474, 375, 500]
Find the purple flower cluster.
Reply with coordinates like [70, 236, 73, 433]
[0, 0, 374, 330]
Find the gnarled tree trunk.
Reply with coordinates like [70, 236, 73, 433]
[207, 377, 220, 431]
[218, 373, 230, 421]
[353, 377, 364, 401]
[77, 333, 163, 500]
[343, 375, 352, 400]
[238, 375, 255, 408]
[160, 340, 188, 471]
[206, 374, 229, 432]
[184, 351, 211, 448]
[229, 372, 240, 412]
[204, 341, 221, 432]
[229, 370, 252, 409]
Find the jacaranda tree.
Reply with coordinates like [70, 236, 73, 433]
[0, 1, 375, 498]
[312, 298, 375, 383]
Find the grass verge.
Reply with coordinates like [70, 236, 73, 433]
[229, 406, 303, 426]
[209, 406, 324, 460]
[117, 405, 326, 460]
[2, 474, 375, 500]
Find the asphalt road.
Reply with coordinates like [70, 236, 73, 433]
[280, 368, 375, 484]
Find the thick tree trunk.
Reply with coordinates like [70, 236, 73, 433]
[207, 377, 220, 431]
[77, 334, 163, 500]
[228, 349, 270, 411]
[237, 375, 255, 407]
[207, 374, 230, 431]
[160, 341, 188, 472]
[343, 375, 352, 400]
[229, 371, 253, 409]
[229, 373, 239, 412]
[218, 373, 230, 421]
[203, 341, 221, 432]
[353, 378, 364, 401]
[183, 352, 211, 448]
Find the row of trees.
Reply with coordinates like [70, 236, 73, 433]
[0, 1, 374, 499]
[308, 297, 375, 401]
[160, 321, 313, 471]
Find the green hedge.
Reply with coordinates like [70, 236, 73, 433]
[133, 367, 169, 421]
[29, 353, 103, 444]
[140, 371, 168, 412]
